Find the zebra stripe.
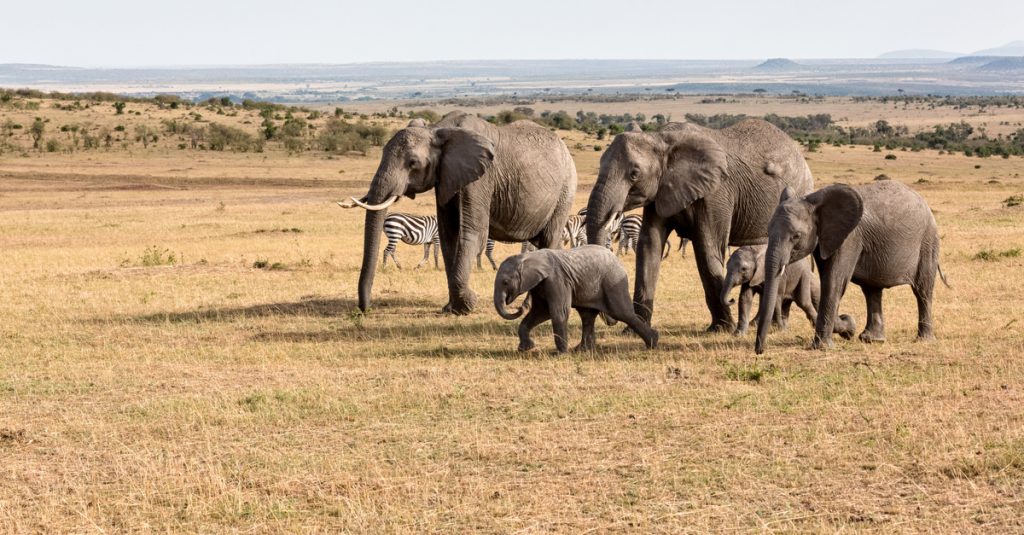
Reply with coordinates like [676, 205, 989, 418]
[562, 214, 587, 247]
[381, 213, 440, 270]
[616, 214, 642, 255]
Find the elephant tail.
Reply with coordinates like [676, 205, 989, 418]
[599, 311, 618, 326]
[938, 264, 951, 289]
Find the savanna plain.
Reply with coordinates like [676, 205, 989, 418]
[1, 93, 1023, 532]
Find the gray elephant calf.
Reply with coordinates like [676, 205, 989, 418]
[722, 245, 856, 337]
[494, 245, 659, 353]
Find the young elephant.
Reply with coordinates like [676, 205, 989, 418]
[755, 181, 947, 354]
[721, 245, 856, 337]
[494, 245, 659, 353]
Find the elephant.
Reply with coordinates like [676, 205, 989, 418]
[585, 119, 814, 332]
[721, 245, 857, 338]
[339, 112, 577, 314]
[754, 181, 947, 354]
[494, 245, 659, 353]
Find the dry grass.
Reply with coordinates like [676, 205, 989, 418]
[1, 97, 1023, 533]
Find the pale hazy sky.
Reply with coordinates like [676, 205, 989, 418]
[2, 0, 1021, 66]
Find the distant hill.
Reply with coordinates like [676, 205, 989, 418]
[878, 49, 961, 59]
[754, 58, 803, 71]
[949, 56, 1002, 65]
[978, 57, 1024, 71]
[970, 40, 1024, 57]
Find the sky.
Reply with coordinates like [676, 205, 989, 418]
[1, 0, 1022, 67]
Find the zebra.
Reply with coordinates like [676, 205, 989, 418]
[477, 238, 532, 270]
[381, 213, 440, 270]
[562, 214, 587, 248]
[612, 214, 690, 257]
[616, 214, 642, 255]
[570, 208, 621, 249]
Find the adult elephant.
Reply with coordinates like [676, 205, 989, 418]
[340, 112, 577, 314]
[585, 120, 814, 331]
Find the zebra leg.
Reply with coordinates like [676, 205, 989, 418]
[415, 242, 430, 269]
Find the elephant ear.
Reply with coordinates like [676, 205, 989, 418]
[407, 118, 428, 128]
[518, 254, 553, 293]
[807, 184, 864, 260]
[433, 128, 495, 207]
[749, 248, 767, 287]
[655, 132, 728, 218]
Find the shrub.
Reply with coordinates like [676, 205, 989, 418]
[885, 154, 897, 160]
[45, 139, 61, 152]
[113, 102, 126, 114]
[30, 118, 45, 149]
[206, 123, 261, 152]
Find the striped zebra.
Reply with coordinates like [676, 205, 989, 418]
[571, 208, 621, 249]
[562, 214, 587, 248]
[616, 214, 642, 255]
[477, 238, 532, 270]
[381, 213, 440, 270]
[613, 215, 690, 257]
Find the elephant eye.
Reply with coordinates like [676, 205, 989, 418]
[629, 168, 640, 181]
[407, 158, 421, 170]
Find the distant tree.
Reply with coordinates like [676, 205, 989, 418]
[30, 118, 45, 149]
[113, 102, 126, 115]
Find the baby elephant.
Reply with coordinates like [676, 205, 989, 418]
[494, 245, 659, 353]
[721, 245, 856, 337]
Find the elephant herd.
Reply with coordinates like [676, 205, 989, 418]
[340, 111, 945, 353]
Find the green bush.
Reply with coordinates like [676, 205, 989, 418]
[206, 123, 262, 152]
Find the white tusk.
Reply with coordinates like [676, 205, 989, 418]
[351, 195, 399, 211]
[336, 197, 360, 208]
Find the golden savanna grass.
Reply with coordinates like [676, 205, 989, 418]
[0, 96, 1023, 532]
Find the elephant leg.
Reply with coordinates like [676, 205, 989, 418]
[437, 192, 488, 315]
[859, 286, 887, 343]
[632, 205, 669, 324]
[575, 308, 598, 352]
[778, 299, 792, 330]
[691, 232, 734, 332]
[811, 252, 857, 350]
[518, 298, 550, 352]
[797, 278, 818, 326]
[734, 286, 754, 336]
[550, 304, 571, 354]
[913, 258, 937, 341]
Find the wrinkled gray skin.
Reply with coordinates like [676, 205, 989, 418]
[585, 120, 814, 332]
[721, 245, 857, 338]
[755, 181, 945, 354]
[494, 245, 659, 353]
[345, 112, 577, 314]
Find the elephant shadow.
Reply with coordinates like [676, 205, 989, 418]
[115, 295, 437, 324]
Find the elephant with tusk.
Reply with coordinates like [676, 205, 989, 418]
[339, 111, 577, 314]
[584, 119, 815, 333]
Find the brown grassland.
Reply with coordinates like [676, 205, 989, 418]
[1, 95, 1023, 532]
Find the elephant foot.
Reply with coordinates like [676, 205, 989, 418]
[706, 321, 735, 334]
[732, 327, 748, 337]
[916, 331, 936, 342]
[518, 340, 537, 352]
[858, 330, 886, 344]
[441, 290, 478, 316]
[644, 331, 659, 350]
[810, 335, 834, 351]
[835, 314, 857, 340]
[573, 342, 597, 353]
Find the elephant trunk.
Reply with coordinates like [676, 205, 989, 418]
[585, 180, 626, 247]
[720, 270, 740, 307]
[494, 286, 526, 320]
[357, 208, 387, 312]
[754, 244, 790, 354]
